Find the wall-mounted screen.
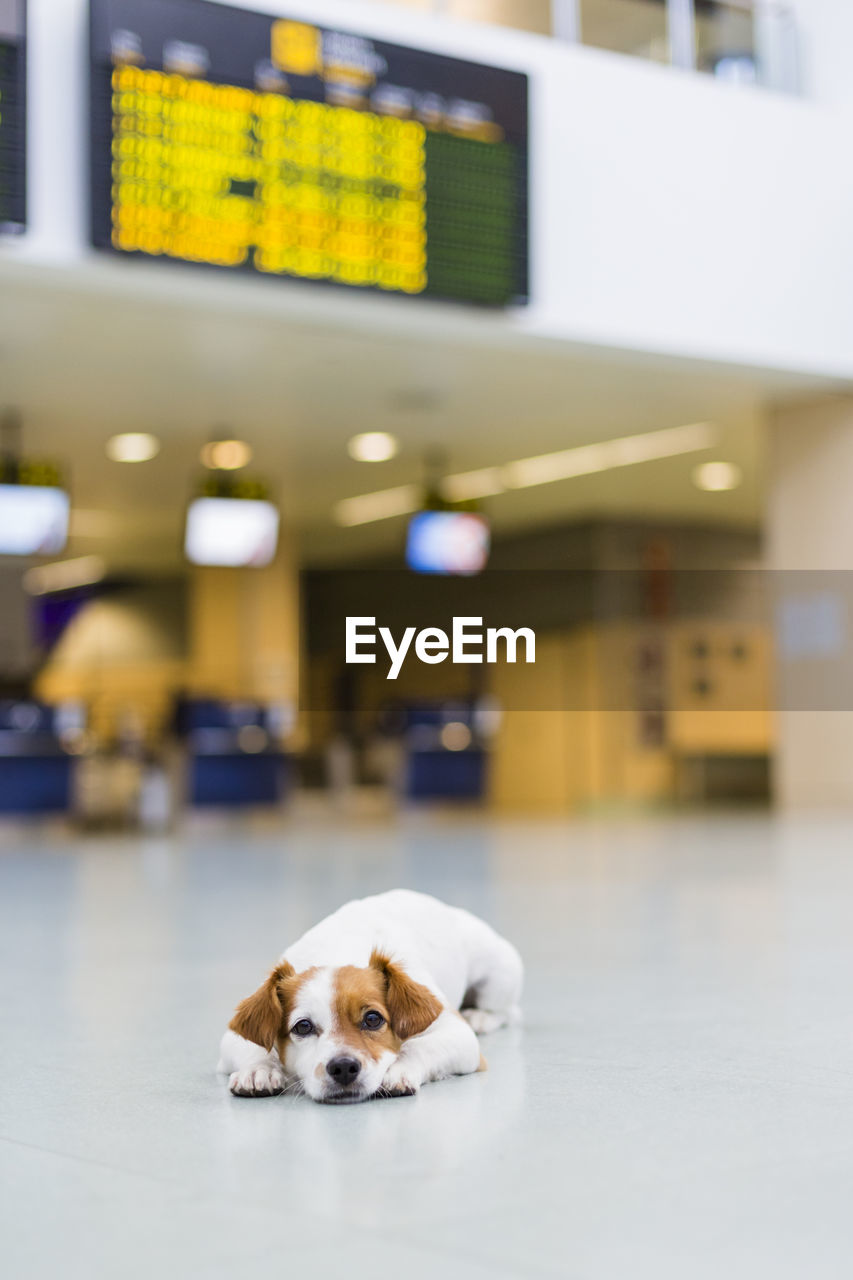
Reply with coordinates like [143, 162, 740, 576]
[406, 510, 490, 575]
[0, 0, 26, 232]
[184, 496, 280, 567]
[0, 486, 70, 556]
[90, 0, 528, 305]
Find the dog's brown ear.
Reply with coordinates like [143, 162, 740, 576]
[229, 961, 295, 1050]
[370, 950, 442, 1040]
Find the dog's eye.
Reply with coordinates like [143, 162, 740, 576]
[291, 1019, 315, 1037]
[362, 1011, 385, 1031]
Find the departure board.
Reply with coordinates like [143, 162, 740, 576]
[0, 0, 25, 232]
[90, 0, 528, 305]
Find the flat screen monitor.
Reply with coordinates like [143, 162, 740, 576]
[89, 0, 528, 306]
[184, 496, 280, 567]
[406, 510, 490, 575]
[0, 0, 26, 232]
[0, 485, 70, 555]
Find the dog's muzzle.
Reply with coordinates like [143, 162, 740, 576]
[321, 1056, 366, 1104]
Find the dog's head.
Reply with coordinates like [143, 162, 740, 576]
[229, 949, 442, 1103]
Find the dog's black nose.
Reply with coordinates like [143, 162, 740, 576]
[326, 1056, 361, 1084]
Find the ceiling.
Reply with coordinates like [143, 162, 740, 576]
[0, 261, 840, 571]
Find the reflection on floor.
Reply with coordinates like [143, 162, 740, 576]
[2, 807, 853, 1279]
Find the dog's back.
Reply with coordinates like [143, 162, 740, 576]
[281, 889, 521, 1012]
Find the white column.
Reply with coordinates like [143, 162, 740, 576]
[755, 2, 801, 94]
[668, 0, 696, 70]
[552, 0, 581, 43]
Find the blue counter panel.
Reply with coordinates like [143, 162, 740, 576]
[405, 751, 486, 801]
[189, 754, 287, 807]
[0, 757, 72, 814]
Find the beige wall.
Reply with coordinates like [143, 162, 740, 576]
[768, 396, 853, 807]
[490, 621, 773, 812]
[187, 536, 300, 707]
[489, 632, 597, 811]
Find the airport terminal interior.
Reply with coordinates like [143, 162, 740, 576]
[4, 0, 853, 1276]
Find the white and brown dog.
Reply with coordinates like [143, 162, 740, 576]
[218, 889, 523, 1104]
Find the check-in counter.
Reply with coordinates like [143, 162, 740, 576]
[0, 701, 76, 814]
[175, 698, 290, 808]
[401, 703, 487, 802]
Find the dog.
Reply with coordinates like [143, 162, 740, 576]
[218, 889, 523, 1104]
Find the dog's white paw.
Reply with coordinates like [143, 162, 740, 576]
[460, 1008, 509, 1035]
[378, 1060, 420, 1098]
[229, 1063, 286, 1097]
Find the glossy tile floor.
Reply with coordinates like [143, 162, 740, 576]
[3, 806, 853, 1279]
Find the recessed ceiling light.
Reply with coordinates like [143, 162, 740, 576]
[692, 460, 742, 492]
[201, 439, 253, 470]
[106, 432, 160, 463]
[348, 432, 399, 463]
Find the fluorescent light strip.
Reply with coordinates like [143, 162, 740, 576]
[332, 423, 718, 527]
[503, 422, 717, 489]
[334, 484, 422, 528]
[23, 555, 107, 596]
[440, 467, 506, 502]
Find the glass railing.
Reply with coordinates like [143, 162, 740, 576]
[359, 0, 800, 94]
[342, 1, 552, 35]
[696, 1, 757, 79]
[580, 0, 669, 65]
[445, 1, 553, 36]
[585, 0, 801, 92]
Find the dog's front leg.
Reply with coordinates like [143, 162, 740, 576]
[218, 1028, 287, 1097]
[379, 1009, 483, 1097]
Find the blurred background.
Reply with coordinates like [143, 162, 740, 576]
[8, 10, 853, 1273]
[1, 0, 852, 832]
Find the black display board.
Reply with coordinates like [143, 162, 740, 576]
[0, 0, 26, 232]
[90, 0, 528, 305]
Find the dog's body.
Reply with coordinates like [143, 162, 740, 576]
[219, 889, 523, 1104]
